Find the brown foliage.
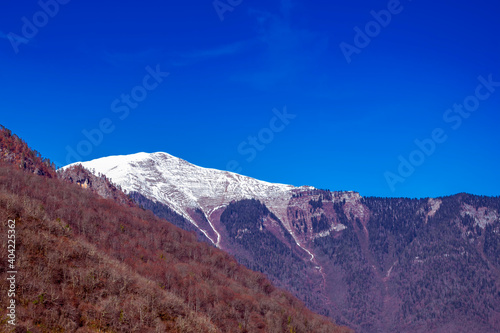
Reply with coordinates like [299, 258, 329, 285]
[0, 125, 56, 178]
[0, 162, 351, 333]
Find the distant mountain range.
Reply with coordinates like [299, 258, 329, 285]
[64, 151, 500, 332]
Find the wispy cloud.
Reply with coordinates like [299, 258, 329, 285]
[166, 38, 260, 68]
[233, 0, 329, 89]
[102, 48, 164, 67]
[165, 0, 329, 88]
[0, 30, 29, 43]
[184, 39, 258, 59]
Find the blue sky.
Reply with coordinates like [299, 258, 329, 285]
[1, 0, 499, 198]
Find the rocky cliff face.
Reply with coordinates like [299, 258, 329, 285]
[58, 163, 133, 206]
[64, 152, 500, 332]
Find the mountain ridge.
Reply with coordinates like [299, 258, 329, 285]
[62, 152, 321, 248]
[65, 151, 500, 332]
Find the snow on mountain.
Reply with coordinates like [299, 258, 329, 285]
[63, 152, 314, 246]
[61, 154, 500, 332]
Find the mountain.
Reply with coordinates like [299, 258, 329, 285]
[0, 126, 349, 332]
[64, 152, 315, 247]
[66, 152, 500, 332]
[58, 163, 134, 206]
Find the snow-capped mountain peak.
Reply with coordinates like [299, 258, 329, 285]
[63, 152, 314, 246]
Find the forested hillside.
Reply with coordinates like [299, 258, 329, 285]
[0, 125, 56, 178]
[0, 125, 350, 332]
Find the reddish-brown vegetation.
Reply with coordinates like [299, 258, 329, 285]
[0, 161, 350, 332]
[0, 125, 56, 178]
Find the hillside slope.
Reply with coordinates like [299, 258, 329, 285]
[0, 125, 56, 178]
[0, 126, 350, 332]
[0, 162, 351, 332]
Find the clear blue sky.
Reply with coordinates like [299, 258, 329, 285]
[1, 0, 499, 198]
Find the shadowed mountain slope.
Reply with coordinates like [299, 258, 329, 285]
[72, 152, 500, 332]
